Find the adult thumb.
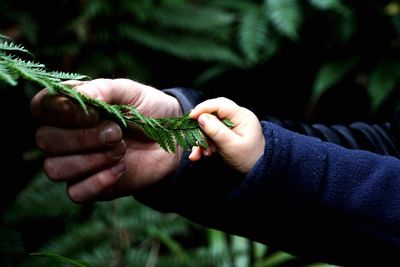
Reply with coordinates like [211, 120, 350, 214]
[198, 113, 236, 146]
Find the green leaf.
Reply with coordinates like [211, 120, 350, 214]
[308, 0, 344, 11]
[239, 7, 268, 64]
[0, 41, 31, 55]
[254, 251, 296, 267]
[210, 0, 257, 11]
[0, 62, 17, 86]
[118, 23, 244, 66]
[30, 252, 95, 267]
[194, 64, 230, 86]
[308, 0, 354, 43]
[368, 59, 400, 112]
[222, 118, 235, 128]
[311, 58, 358, 104]
[152, 3, 235, 33]
[265, 0, 303, 41]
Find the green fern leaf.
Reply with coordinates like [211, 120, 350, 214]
[368, 59, 400, 112]
[265, 0, 303, 41]
[311, 57, 358, 104]
[239, 7, 268, 64]
[0, 62, 17, 86]
[31, 252, 95, 267]
[308, 0, 344, 11]
[172, 130, 190, 151]
[118, 23, 243, 66]
[308, 0, 354, 42]
[222, 118, 235, 128]
[0, 34, 10, 40]
[45, 71, 89, 81]
[210, 0, 256, 11]
[152, 3, 235, 33]
[194, 65, 231, 86]
[0, 41, 31, 55]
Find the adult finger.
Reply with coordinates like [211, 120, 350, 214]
[44, 140, 126, 181]
[36, 120, 122, 154]
[66, 160, 126, 204]
[30, 88, 100, 128]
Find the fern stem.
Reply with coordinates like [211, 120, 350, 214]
[0, 36, 233, 153]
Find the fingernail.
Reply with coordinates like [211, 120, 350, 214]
[198, 114, 209, 127]
[111, 161, 125, 176]
[75, 84, 100, 100]
[107, 140, 126, 159]
[100, 121, 122, 145]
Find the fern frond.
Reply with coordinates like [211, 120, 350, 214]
[30, 252, 94, 267]
[41, 220, 109, 259]
[0, 34, 10, 40]
[308, 0, 352, 18]
[0, 41, 31, 55]
[265, 0, 303, 41]
[152, 4, 235, 33]
[368, 59, 400, 112]
[0, 36, 234, 153]
[2, 55, 45, 69]
[4, 171, 80, 224]
[308, 0, 354, 42]
[118, 23, 243, 66]
[44, 71, 89, 81]
[194, 64, 231, 86]
[311, 57, 358, 104]
[0, 60, 18, 86]
[210, 0, 257, 11]
[239, 7, 268, 64]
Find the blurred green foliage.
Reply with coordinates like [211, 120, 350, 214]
[1, 0, 400, 266]
[1, 0, 399, 119]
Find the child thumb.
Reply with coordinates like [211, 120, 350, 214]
[198, 113, 236, 146]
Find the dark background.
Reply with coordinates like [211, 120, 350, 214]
[1, 1, 400, 266]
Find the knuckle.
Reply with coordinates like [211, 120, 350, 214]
[35, 128, 50, 151]
[206, 123, 222, 138]
[216, 96, 228, 102]
[217, 97, 234, 105]
[92, 174, 107, 189]
[92, 172, 116, 193]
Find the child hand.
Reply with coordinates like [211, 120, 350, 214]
[189, 97, 265, 173]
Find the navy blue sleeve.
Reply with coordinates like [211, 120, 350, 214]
[232, 121, 400, 265]
[136, 87, 400, 264]
[135, 120, 400, 265]
[162, 87, 204, 114]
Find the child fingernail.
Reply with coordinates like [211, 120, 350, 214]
[198, 114, 209, 126]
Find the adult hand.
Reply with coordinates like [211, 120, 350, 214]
[31, 78, 183, 203]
